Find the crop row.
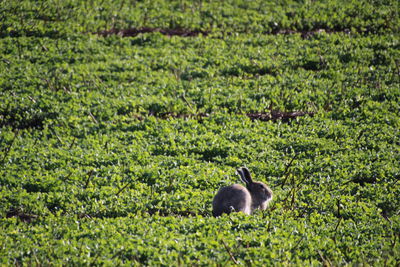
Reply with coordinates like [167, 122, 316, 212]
[1, 0, 398, 38]
[1, 0, 399, 265]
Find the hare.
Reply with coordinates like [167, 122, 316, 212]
[212, 167, 273, 217]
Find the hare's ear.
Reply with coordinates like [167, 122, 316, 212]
[237, 167, 250, 185]
[241, 167, 254, 184]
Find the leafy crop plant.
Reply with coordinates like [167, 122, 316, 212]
[1, 0, 399, 265]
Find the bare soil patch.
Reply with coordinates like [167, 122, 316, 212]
[96, 27, 208, 37]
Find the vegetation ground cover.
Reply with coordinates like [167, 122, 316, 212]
[1, 0, 399, 265]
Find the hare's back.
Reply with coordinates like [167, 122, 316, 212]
[212, 184, 251, 217]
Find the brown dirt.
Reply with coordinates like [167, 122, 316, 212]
[96, 27, 208, 37]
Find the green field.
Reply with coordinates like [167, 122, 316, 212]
[1, 0, 399, 265]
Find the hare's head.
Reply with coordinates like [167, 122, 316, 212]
[237, 167, 273, 209]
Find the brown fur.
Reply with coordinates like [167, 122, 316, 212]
[212, 184, 251, 217]
[212, 167, 273, 217]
